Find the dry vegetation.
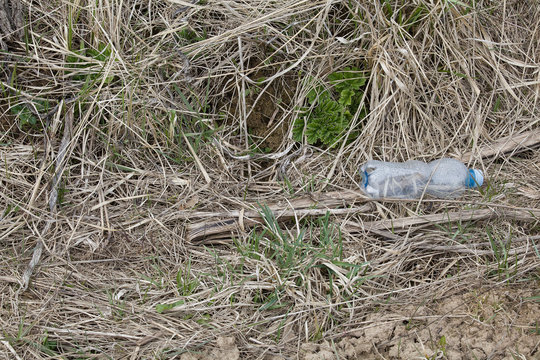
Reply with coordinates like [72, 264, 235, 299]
[1, 0, 539, 359]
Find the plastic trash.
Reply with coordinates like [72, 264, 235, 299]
[359, 158, 484, 199]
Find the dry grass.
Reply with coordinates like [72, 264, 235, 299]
[0, 0, 539, 359]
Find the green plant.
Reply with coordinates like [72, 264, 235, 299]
[176, 28, 206, 44]
[258, 204, 308, 273]
[3, 204, 20, 218]
[478, 178, 507, 202]
[154, 259, 200, 314]
[66, 41, 116, 84]
[293, 67, 368, 148]
[380, 1, 429, 35]
[434, 213, 474, 245]
[8, 61, 62, 151]
[176, 259, 199, 296]
[155, 300, 185, 314]
[10, 99, 49, 129]
[106, 289, 127, 320]
[531, 320, 540, 335]
[487, 228, 518, 281]
[430, 334, 447, 358]
[174, 82, 219, 157]
[235, 206, 370, 312]
[39, 333, 61, 356]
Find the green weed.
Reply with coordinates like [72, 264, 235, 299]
[234, 206, 370, 312]
[137, 256, 167, 295]
[381, 1, 429, 34]
[293, 67, 368, 148]
[487, 228, 518, 281]
[66, 41, 116, 84]
[155, 300, 185, 314]
[478, 178, 506, 202]
[10, 98, 49, 130]
[434, 211, 474, 245]
[39, 333, 61, 357]
[175, 28, 206, 45]
[3, 204, 20, 218]
[381, 0, 470, 36]
[106, 289, 127, 320]
[173, 82, 218, 157]
[176, 259, 199, 296]
[154, 259, 200, 313]
[430, 334, 447, 358]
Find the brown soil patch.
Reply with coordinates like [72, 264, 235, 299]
[224, 70, 296, 152]
[137, 287, 539, 359]
[300, 287, 539, 359]
[179, 337, 241, 360]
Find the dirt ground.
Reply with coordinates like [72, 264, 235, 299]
[172, 286, 538, 359]
[301, 287, 539, 359]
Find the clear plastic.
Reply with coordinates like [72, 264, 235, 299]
[360, 158, 483, 199]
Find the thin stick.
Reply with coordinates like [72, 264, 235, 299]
[186, 190, 371, 242]
[188, 207, 540, 243]
[346, 208, 540, 233]
[1, 340, 22, 360]
[41, 327, 141, 340]
[182, 132, 212, 184]
[21, 106, 73, 291]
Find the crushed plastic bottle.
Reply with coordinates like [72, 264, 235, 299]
[359, 158, 484, 199]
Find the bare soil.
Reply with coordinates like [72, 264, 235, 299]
[224, 70, 296, 152]
[301, 287, 539, 359]
[167, 286, 538, 360]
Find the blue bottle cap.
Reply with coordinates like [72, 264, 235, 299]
[466, 169, 484, 188]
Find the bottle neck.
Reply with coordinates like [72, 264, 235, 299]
[362, 170, 369, 187]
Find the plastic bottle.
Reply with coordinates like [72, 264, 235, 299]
[359, 158, 484, 199]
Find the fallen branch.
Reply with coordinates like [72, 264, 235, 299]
[412, 234, 540, 256]
[21, 104, 73, 291]
[41, 327, 141, 340]
[186, 190, 371, 242]
[188, 203, 540, 243]
[461, 128, 540, 162]
[344, 208, 540, 233]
